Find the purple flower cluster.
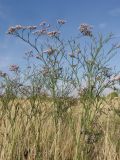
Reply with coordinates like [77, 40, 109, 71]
[43, 47, 56, 55]
[57, 19, 66, 25]
[80, 23, 93, 37]
[47, 31, 60, 37]
[9, 64, 19, 72]
[7, 21, 60, 38]
[7, 25, 37, 34]
[33, 29, 47, 36]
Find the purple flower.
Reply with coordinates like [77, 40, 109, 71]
[7, 24, 37, 34]
[43, 47, 56, 55]
[15, 25, 23, 30]
[9, 64, 19, 72]
[7, 27, 17, 34]
[47, 31, 60, 37]
[26, 25, 37, 30]
[33, 29, 47, 36]
[79, 23, 93, 37]
[57, 19, 66, 25]
[7, 25, 25, 34]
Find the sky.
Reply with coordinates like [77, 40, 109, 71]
[0, 0, 120, 72]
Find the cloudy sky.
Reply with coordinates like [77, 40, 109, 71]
[0, 0, 120, 72]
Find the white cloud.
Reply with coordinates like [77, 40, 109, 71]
[109, 8, 120, 16]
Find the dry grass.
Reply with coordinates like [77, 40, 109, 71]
[0, 97, 120, 160]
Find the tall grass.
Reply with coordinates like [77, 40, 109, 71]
[0, 20, 120, 160]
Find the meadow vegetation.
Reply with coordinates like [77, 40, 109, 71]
[0, 20, 120, 160]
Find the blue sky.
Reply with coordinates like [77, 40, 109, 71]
[0, 0, 120, 72]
